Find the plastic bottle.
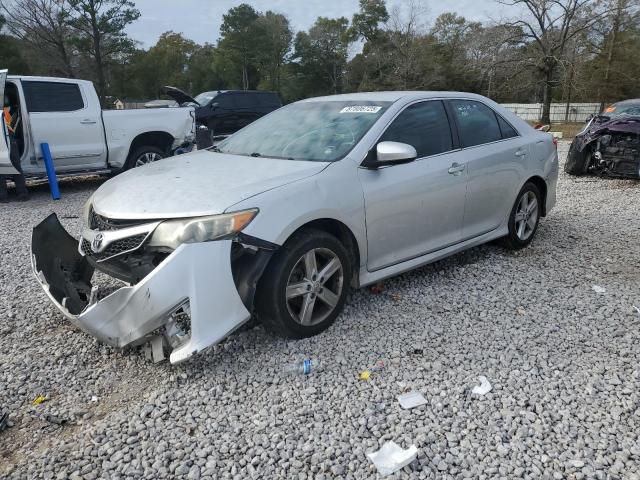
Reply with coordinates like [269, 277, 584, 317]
[283, 359, 320, 375]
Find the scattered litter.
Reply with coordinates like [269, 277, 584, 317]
[412, 348, 423, 355]
[633, 305, 640, 315]
[284, 359, 320, 375]
[471, 376, 492, 396]
[397, 391, 427, 410]
[44, 414, 68, 426]
[91, 395, 99, 403]
[32, 395, 47, 406]
[370, 283, 385, 294]
[517, 307, 526, 315]
[0, 410, 9, 431]
[359, 360, 385, 381]
[390, 293, 402, 302]
[592, 285, 606, 294]
[366, 441, 419, 477]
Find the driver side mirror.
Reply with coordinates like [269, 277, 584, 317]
[585, 113, 594, 123]
[211, 102, 219, 110]
[362, 141, 418, 169]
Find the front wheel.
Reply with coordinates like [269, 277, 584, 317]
[501, 182, 542, 250]
[255, 229, 352, 339]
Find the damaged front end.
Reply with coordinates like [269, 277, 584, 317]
[31, 212, 276, 364]
[566, 116, 640, 179]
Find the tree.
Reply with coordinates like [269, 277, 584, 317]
[0, 14, 30, 74]
[255, 11, 292, 91]
[66, 0, 140, 103]
[293, 17, 351, 95]
[497, 0, 609, 123]
[218, 4, 260, 90]
[1, 0, 75, 77]
[350, 0, 389, 43]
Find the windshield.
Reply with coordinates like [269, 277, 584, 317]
[216, 100, 391, 162]
[603, 102, 640, 118]
[194, 91, 217, 105]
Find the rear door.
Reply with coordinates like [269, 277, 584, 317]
[214, 93, 239, 134]
[447, 99, 528, 240]
[0, 70, 19, 174]
[22, 80, 107, 171]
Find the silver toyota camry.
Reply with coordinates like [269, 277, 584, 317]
[32, 91, 558, 363]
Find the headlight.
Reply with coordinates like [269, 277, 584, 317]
[82, 197, 93, 225]
[148, 209, 258, 249]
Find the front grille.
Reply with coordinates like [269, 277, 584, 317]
[81, 233, 148, 262]
[89, 208, 149, 231]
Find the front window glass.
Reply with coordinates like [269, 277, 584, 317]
[217, 101, 391, 162]
[194, 91, 217, 105]
[380, 101, 453, 158]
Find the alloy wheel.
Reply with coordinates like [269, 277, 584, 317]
[135, 152, 163, 167]
[514, 190, 538, 241]
[285, 247, 344, 326]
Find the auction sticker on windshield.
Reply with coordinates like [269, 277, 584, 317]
[340, 106, 383, 114]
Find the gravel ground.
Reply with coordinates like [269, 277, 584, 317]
[1, 142, 640, 479]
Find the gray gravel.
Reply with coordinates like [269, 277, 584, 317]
[1, 143, 640, 479]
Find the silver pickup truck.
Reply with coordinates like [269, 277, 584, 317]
[1, 70, 196, 177]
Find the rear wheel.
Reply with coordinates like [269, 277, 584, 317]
[125, 146, 166, 170]
[255, 229, 352, 338]
[501, 182, 542, 250]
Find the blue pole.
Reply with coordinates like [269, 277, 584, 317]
[40, 143, 60, 200]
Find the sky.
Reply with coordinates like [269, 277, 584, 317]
[126, 0, 499, 48]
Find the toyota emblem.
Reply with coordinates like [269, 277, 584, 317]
[92, 233, 104, 252]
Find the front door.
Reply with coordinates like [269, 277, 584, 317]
[22, 79, 106, 171]
[0, 70, 18, 175]
[358, 100, 468, 271]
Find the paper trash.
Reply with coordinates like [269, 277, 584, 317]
[471, 376, 492, 395]
[592, 285, 606, 294]
[397, 391, 427, 410]
[366, 441, 418, 476]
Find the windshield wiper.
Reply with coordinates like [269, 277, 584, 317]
[208, 144, 220, 152]
[250, 152, 262, 157]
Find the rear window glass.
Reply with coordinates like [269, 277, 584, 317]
[234, 94, 255, 108]
[216, 94, 234, 109]
[23, 81, 84, 112]
[257, 93, 281, 107]
[450, 100, 502, 148]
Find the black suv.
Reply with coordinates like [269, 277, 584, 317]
[163, 87, 282, 136]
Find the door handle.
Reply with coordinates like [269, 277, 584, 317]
[515, 149, 527, 157]
[448, 163, 465, 175]
[80, 119, 97, 124]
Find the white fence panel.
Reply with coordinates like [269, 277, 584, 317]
[500, 103, 601, 122]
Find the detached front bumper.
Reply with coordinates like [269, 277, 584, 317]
[31, 214, 251, 364]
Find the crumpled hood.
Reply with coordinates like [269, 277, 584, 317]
[572, 116, 640, 152]
[92, 150, 328, 220]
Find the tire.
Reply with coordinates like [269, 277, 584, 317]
[564, 143, 590, 175]
[124, 145, 166, 170]
[501, 182, 542, 250]
[255, 228, 352, 339]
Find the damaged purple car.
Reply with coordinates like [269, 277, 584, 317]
[565, 99, 640, 179]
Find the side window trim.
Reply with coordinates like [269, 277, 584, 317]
[368, 99, 458, 162]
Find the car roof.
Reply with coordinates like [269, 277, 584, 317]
[7, 75, 93, 85]
[298, 91, 494, 104]
[613, 98, 640, 105]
